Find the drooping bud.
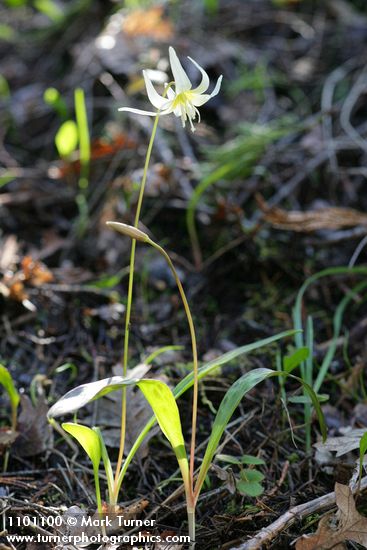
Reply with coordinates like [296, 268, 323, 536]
[106, 221, 150, 243]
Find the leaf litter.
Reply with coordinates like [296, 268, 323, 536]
[296, 483, 367, 550]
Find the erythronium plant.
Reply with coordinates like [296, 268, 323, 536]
[113, 46, 222, 506]
[48, 47, 327, 546]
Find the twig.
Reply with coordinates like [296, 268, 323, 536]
[229, 476, 367, 550]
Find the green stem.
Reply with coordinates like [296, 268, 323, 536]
[187, 508, 196, 547]
[113, 114, 160, 499]
[94, 466, 106, 536]
[149, 241, 199, 497]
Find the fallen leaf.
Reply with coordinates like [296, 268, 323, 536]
[122, 6, 174, 40]
[0, 235, 18, 271]
[0, 427, 18, 455]
[56, 133, 136, 179]
[1, 255, 53, 310]
[21, 256, 53, 286]
[257, 195, 367, 233]
[314, 428, 367, 457]
[12, 396, 52, 457]
[296, 483, 367, 549]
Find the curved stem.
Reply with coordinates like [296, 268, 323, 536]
[113, 114, 160, 497]
[149, 241, 199, 495]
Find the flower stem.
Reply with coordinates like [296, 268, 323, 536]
[187, 508, 196, 547]
[113, 114, 160, 498]
[149, 241, 199, 495]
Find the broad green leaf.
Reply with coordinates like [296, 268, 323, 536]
[194, 368, 326, 498]
[236, 479, 264, 497]
[137, 380, 189, 488]
[0, 365, 20, 429]
[240, 469, 264, 483]
[283, 347, 309, 373]
[55, 120, 78, 158]
[47, 375, 140, 419]
[62, 422, 102, 514]
[116, 329, 299, 494]
[359, 432, 367, 485]
[62, 422, 101, 466]
[217, 454, 265, 466]
[137, 380, 185, 451]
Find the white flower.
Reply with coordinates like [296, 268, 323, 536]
[119, 46, 222, 132]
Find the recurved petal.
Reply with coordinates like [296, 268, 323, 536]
[190, 75, 223, 107]
[118, 107, 159, 116]
[188, 56, 209, 94]
[143, 70, 170, 109]
[169, 46, 192, 93]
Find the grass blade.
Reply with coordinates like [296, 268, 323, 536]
[194, 368, 326, 499]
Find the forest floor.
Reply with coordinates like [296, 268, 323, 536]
[1, 1, 367, 548]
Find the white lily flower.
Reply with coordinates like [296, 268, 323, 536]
[119, 46, 222, 132]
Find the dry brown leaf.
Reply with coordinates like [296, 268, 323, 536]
[296, 483, 367, 549]
[0, 427, 18, 455]
[0, 235, 18, 271]
[257, 195, 367, 233]
[122, 6, 174, 40]
[21, 256, 53, 286]
[1, 255, 53, 309]
[314, 428, 366, 457]
[12, 396, 52, 457]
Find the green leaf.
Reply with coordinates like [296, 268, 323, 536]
[292, 267, 367, 393]
[0, 75, 10, 99]
[116, 329, 299, 495]
[5, 0, 27, 6]
[137, 380, 189, 488]
[62, 422, 101, 466]
[236, 479, 264, 497]
[288, 394, 329, 404]
[47, 375, 140, 419]
[359, 432, 367, 485]
[240, 469, 264, 483]
[55, 120, 78, 158]
[0, 171, 16, 188]
[194, 368, 326, 498]
[62, 422, 102, 514]
[137, 380, 185, 451]
[0, 24, 15, 42]
[74, 88, 89, 164]
[0, 364, 20, 429]
[34, 0, 64, 22]
[283, 347, 309, 373]
[217, 454, 265, 466]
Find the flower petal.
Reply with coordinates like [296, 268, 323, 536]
[190, 75, 223, 106]
[118, 107, 159, 116]
[188, 56, 209, 94]
[169, 46, 192, 93]
[143, 70, 170, 109]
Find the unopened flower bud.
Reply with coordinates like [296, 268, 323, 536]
[106, 221, 150, 243]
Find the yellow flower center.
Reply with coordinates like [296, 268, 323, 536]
[172, 91, 193, 108]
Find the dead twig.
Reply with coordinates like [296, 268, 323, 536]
[229, 475, 367, 550]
